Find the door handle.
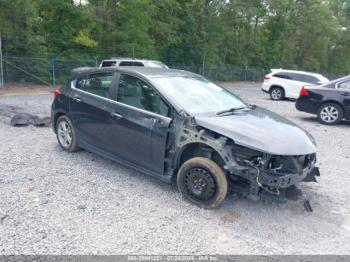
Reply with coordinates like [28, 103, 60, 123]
[341, 92, 350, 96]
[72, 96, 81, 103]
[110, 112, 123, 120]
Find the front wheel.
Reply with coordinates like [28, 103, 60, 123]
[56, 115, 79, 152]
[317, 103, 343, 125]
[177, 157, 228, 209]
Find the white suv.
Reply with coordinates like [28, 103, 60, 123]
[99, 58, 169, 69]
[262, 69, 329, 100]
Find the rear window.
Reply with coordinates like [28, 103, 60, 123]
[101, 61, 117, 67]
[119, 61, 144, 67]
[338, 80, 350, 90]
[273, 73, 290, 79]
[301, 75, 319, 84]
[76, 72, 113, 98]
[288, 73, 305, 82]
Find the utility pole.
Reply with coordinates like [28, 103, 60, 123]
[0, 32, 4, 88]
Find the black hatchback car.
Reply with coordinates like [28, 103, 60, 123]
[52, 67, 319, 208]
[296, 75, 350, 125]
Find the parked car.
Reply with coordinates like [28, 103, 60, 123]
[296, 75, 350, 125]
[262, 69, 329, 100]
[52, 67, 319, 208]
[99, 58, 169, 69]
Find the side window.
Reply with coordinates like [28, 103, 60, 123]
[101, 61, 116, 67]
[338, 80, 350, 90]
[288, 73, 304, 82]
[119, 61, 144, 67]
[302, 75, 319, 84]
[76, 73, 113, 98]
[273, 73, 290, 79]
[116, 74, 170, 117]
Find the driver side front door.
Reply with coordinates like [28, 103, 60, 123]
[107, 73, 172, 175]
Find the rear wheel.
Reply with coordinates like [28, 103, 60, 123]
[270, 86, 285, 100]
[317, 103, 343, 125]
[177, 157, 228, 209]
[56, 115, 79, 151]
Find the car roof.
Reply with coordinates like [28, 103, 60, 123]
[71, 66, 198, 79]
[101, 58, 163, 63]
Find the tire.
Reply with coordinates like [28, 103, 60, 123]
[56, 115, 79, 152]
[177, 157, 228, 209]
[317, 103, 343, 125]
[269, 86, 285, 100]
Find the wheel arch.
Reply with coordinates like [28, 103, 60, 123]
[269, 84, 285, 93]
[53, 110, 68, 132]
[319, 100, 345, 113]
[174, 142, 227, 175]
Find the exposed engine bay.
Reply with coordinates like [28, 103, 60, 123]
[166, 114, 320, 204]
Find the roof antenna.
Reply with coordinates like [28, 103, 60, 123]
[132, 45, 135, 60]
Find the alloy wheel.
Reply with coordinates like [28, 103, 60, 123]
[320, 106, 339, 123]
[271, 88, 282, 100]
[57, 120, 73, 148]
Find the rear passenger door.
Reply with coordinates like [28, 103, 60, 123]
[70, 72, 116, 149]
[108, 73, 172, 175]
[337, 80, 350, 118]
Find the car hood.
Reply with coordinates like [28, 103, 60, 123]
[195, 107, 316, 155]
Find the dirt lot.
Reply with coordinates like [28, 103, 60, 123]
[0, 83, 350, 254]
[0, 83, 53, 97]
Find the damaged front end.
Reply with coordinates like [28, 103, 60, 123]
[228, 144, 320, 203]
[169, 113, 320, 204]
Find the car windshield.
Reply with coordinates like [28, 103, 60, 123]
[152, 76, 247, 114]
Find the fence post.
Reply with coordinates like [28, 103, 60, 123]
[50, 54, 56, 88]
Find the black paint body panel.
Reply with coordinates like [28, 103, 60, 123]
[295, 76, 350, 119]
[52, 70, 172, 182]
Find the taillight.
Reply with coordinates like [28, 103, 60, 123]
[264, 75, 270, 80]
[300, 87, 309, 97]
[54, 89, 60, 97]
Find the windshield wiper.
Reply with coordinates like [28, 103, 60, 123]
[216, 105, 255, 116]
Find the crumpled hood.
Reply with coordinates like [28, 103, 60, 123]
[195, 107, 316, 155]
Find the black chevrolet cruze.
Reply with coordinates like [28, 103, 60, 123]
[52, 67, 319, 208]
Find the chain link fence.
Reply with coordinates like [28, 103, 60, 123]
[0, 55, 274, 88]
[173, 64, 270, 82]
[1, 56, 99, 87]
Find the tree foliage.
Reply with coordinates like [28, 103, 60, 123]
[0, 0, 349, 75]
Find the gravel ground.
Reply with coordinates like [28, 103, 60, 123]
[0, 84, 350, 255]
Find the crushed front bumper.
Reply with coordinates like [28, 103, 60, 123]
[258, 165, 320, 189]
[230, 158, 320, 203]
